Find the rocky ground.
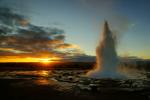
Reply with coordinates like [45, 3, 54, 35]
[0, 70, 150, 100]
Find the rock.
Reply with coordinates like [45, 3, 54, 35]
[89, 84, 98, 92]
[77, 84, 91, 91]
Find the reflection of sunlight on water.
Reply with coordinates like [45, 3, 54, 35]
[33, 78, 73, 92]
[13, 70, 50, 77]
[36, 70, 49, 77]
[118, 66, 147, 79]
[0, 70, 52, 79]
[34, 78, 57, 85]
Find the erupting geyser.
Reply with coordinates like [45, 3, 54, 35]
[87, 21, 121, 79]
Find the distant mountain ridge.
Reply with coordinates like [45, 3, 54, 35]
[64, 55, 150, 62]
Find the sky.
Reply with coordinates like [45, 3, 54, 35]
[0, 0, 150, 62]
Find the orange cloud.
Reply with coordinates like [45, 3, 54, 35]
[56, 43, 80, 49]
[0, 7, 85, 62]
[19, 19, 29, 26]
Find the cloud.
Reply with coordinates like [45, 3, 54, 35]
[0, 7, 28, 26]
[0, 7, 85, 60]
[59, 54, 96, 62]
[56, 43, 80, 49]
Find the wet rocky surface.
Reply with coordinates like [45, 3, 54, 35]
[52, 70, 150, 90]
[0, 70, 150, 100]
[48, 70, 150, 99]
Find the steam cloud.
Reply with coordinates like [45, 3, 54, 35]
[87, 21, 122, 78]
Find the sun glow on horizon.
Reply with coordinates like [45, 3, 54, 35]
[0, 56, 62, 63]
[39, 58, 51, 64]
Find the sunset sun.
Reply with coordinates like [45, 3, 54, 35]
[40, 59, 51, 64]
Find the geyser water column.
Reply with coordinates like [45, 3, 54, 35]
[87, 21, 121, 78]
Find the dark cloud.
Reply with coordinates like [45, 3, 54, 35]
[71, 55, 95, 62]
[54, 34, 65, 40]
[0, 7, 28, 27]
[0, 28, 6, 35]
[59, 54, 96, 62]
[55, 43, 79, 49]
[0, 7, 86, 60]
